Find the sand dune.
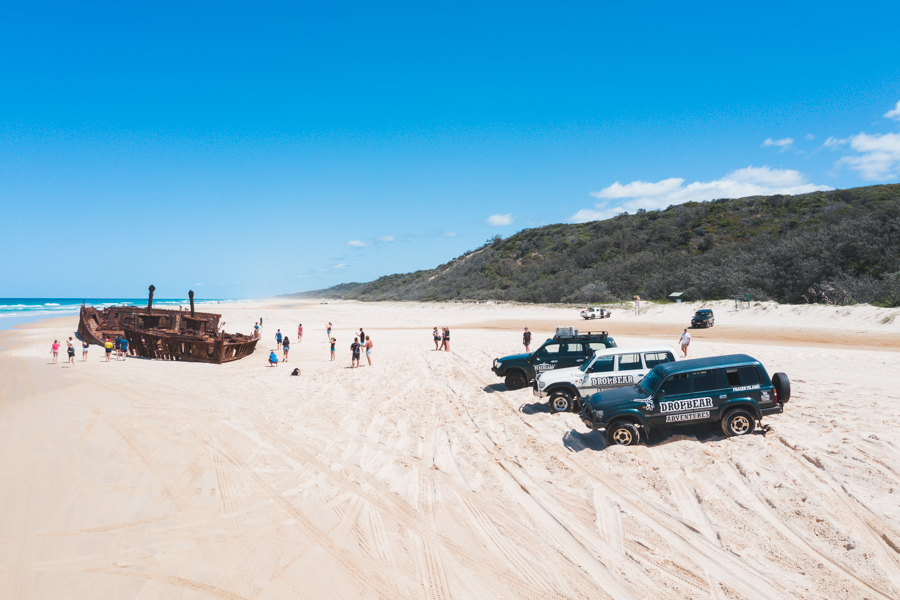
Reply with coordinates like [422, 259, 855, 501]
[1, 299, 899, 599]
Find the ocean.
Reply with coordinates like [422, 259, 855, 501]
[0, 298, 248, 331]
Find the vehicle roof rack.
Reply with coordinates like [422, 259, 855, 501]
[553, 328, 609, 339]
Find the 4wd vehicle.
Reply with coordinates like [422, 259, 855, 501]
[492, 329, 616, 390]
[534, 345, 678, 414]
[579, 354, 790, 446]
[691, 309, 714, 328]
[580, 307, 611, 320]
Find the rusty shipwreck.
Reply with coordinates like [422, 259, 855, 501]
[78, 286, 258, 363]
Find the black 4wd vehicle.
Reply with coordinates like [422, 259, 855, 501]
[691, 309, 714, 328]
[580, 354, 790, 446]
[492, 330, 616, 390]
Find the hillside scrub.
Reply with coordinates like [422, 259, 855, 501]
[294, 184, 900, 306]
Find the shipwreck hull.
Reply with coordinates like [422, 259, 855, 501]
[124, 327, 258, 364]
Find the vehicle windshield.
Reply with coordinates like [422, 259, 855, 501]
[695, 310, 711, 317]
[580, 357, 595, 372]
[638, 367, 663, 394]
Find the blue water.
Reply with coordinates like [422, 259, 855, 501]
[0, 298, 249, 331]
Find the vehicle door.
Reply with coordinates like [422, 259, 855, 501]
[690, 368, 728, 422]
[647, 372, 692, 428]
[556, 342, 589, 370]
[641, 351, 675, 383]
[531, 342, 562, 374]
[613, 352, 643, 389]
[723, 366, 764, 406]
[579, 354, 616, 395]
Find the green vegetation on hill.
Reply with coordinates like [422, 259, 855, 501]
[293, 184, 900, 306]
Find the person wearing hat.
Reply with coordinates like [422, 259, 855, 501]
[523, 327, 532, 352]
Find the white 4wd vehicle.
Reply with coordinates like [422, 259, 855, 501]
[581, 307, 611, 319]
[534, 344, 678, 413]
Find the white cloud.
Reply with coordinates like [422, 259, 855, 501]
[333, 263, 347, 269]
[884, 99, 900, 121]
[443, 231, 457, 237]
[378, 236, 395, 242]
[572, 166, 831, 223]
[805, 133, 816, 141]
[347, 240, 367, 247]
[837, 132, 900, 180]
[487, 213, 514, 226]
[763, 137, 794, 148]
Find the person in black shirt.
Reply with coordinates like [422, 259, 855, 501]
[359, 328, 366, 344]
[350, 337, 361, 368]
[282, 335, 290, 361]
[523, 327, 532, 352]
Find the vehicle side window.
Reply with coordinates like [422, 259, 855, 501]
[536, 344, 561, 357]
[725, 367, 761, 387]
[692, 369, 722, 392]
[585, 342, 608, 352]
[644, 352, 674, 368]
[590, 356, 615, 373]
[618, 353, 642, 371]
[660, 373, 690, 396]
[562, 342, 586, 356]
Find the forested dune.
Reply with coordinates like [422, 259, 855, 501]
[292, 184, 900, 305]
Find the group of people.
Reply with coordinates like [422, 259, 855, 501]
[268, 322, 374, 368]
[51, 335, 128, 365]
[269, 323, 302, 366]
[349, 327, 373, 368]
[432, 327, 450, 351]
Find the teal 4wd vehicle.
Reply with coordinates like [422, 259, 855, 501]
[492, 329, 616, 390]
[579, 354, 790, 446]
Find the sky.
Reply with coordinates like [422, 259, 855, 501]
[1, 1, 899, 298]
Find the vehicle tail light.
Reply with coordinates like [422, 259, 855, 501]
[773, 388, 778, 403]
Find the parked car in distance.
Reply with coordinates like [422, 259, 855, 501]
[534, 344, 678, 413]
[581, 307, 611, 319]
[580, 354, 790, 447]
[691, 309, 714, 328]
[492, 329, 616, 390]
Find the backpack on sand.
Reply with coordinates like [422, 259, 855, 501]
[291, 368, 300, 376]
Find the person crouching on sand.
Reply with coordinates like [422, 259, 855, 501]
[269, 351, 279, 366]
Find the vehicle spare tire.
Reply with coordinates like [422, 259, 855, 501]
[504, 372, 527, 391]
[772, 372, 791, 403]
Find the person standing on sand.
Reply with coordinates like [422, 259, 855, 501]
[276, 329, 282, 349]
[433, 327, 440, 350]
[104, 338, 113, 362]
[66, 338, 76, 365]
[51, 340, 60, 363]
[350, 337, 361, 368]
[298, 324, 303, 344]
[282, 335, 290, 361]
[364, 336, 373, 366]
[678, 328, 691, 358]
[326, 322, 332, 340]
[82, 339, 89, 362]
[254, 322, 260, 338]
[523, 327, 531, 352]
[114, 335, 122, 360]
[330, 337, 336, 361]
[359, 328, 366, 345]
[442, 328, 450, 352]
[119, 336, 129, 359]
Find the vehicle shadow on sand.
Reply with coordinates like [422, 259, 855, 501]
[482, 383, 508, 393]
[519, 402, 549, 415]
[564, 422, 768, 451]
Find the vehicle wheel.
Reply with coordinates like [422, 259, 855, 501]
[772, 372, 791, 403]
[548, 390, 573, 414]
[504, 372, 527, 391]
[606, 421, 641, 446]
[722, 408, 756, 437]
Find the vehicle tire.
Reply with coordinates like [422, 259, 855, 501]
[504, 372, 527, 391]
[606, 421, 641, 446]
[721, 408, 756, 437]
[772, 372, 791, 403]
[548, 390, 573, 414]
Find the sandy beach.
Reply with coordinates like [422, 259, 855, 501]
[2, 298, 900, 600]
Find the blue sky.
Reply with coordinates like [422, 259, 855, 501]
[1, 1, 898, 298]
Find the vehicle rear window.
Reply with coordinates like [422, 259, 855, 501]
[725, 366, 761, 387]
[644, 352, 674, 368]
[589, 355, 615, 373]
[618, 353, 642, 371]
[660, 373, 690, 396]
[692, 369, 722, 392]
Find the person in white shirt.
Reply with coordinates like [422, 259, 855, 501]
[678, 329, 691, 358]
